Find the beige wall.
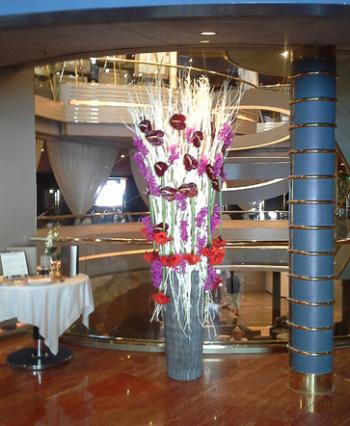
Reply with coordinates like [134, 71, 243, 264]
[0, 69, 36, 250]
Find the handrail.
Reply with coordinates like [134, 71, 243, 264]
[30, 235, 350, 248]
[36, 210, 289, 221]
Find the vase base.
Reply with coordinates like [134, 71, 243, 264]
[167, 368, 202, 382]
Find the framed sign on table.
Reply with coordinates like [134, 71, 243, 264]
[0, 251, 28, 279]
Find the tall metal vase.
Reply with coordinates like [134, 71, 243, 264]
[163, 271, 204, 381]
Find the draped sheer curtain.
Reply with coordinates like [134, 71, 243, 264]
[47, 139, 119, 215]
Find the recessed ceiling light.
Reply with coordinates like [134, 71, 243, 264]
[201, 31, 216, 36]
[281, 51, 289, 58]
[200, 40, 210, 44]
[121, 154, 126, 158]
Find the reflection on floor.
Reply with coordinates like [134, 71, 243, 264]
[1, 334, 350, 425]
[70, 269, 291, 342]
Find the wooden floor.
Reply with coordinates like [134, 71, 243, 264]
[1, 334, 350, 426]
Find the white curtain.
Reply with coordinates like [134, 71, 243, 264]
[47, 139, 118, 215]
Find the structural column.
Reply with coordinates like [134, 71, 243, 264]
[288, 46, 336, 394]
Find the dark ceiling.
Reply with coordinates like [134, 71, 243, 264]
[0, 3, 350, 71]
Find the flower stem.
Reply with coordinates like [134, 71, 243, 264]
[190, 198, 195, 253]
[208, 184, 212, 246]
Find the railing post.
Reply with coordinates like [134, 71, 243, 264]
[289, 46, 336, 394]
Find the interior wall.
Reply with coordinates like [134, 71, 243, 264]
[0, 69, 36, 250]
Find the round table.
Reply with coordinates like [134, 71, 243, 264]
[0, 273, 94, 370]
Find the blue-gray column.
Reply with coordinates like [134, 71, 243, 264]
[289, 46, 336, 394]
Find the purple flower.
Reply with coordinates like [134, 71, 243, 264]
[196, 207, 208, 228]
[177, 259, 187, 274]
[141, 216, 153, 240]
[133, 137, 149, 157]
[210, 204, 220, 232]
[213, 153, 224, 177]
[197, 235, 207, 253]
[204, 266, 219, 291]
[180, 220, 188, 242]
[175, 192, 187, 211]
[168, 144, 180, 164]
[150, 260, 163, 288]
[218, 122, 234, 149]
[145, 172, 161, 196]
[133, 152, 146, 173]
[198, 156, 208, 176]
[185, 127, 195, 143]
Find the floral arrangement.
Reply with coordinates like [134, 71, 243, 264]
[45, 226, 60, 258]
[129, 77, 242, 331]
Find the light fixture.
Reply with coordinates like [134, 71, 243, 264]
[105, 68, 110, 73]
[281, 51, 289, 58]
[40, 148, 44, 152]
[201, 31, 216, 36]
[90, 57, 97, 64]
[120, 154, 126, 158]
[200, 40, 210, 44]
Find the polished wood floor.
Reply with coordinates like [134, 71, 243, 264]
[1, 334, 350, 425]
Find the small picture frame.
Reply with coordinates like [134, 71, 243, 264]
[0, 251, 29, 279]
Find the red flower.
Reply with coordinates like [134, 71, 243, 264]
[152, 292, 170, 305]
[212, 237, 227, 249]
[183, 253, 201, 265]
[144, 251, 159, 263]
[208, 249, 225, 265]
[212, 276, 222, 290]
[160, 255, 182, 268]
[200, 246, 225, 265]
[153, 231, 172, 245]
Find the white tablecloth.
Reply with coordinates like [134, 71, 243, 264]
[0, 274, 94, 355]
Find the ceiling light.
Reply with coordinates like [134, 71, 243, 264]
[105, 68, 110, 73]
[201, 31, 216, 36]
[90, 57, 97, 64]
[121, 154, 126, 158]
[281, 51, 289, 58]
[200, 40, 210, 44]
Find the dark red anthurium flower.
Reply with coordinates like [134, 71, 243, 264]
[160, 186, 177, 201]
[183, 253, 201, 265]
[206, 164, 215, 180]
[153, 223, 169, 233]
[144, 251, 160, 263]
[153, 231, 172, 245]
[169, 114, 186, 130]
[139, 119, 152, 133]
[160, 255, 182, 268]
[178, 183, 198, 198]
[183, 154, 198, 171]
[212, 179, 220, 192]
[152, 292, 170, 305]
[212, 237, 227, 249]
[146, 130, 164, 146]
[154, 161, 169, 177]
[191, 130, 203, 148]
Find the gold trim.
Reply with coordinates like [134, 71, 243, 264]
[287, 345, 333, 356]
[287, 297, 334, 306]
[290, 97, 337, 104]
[289, 370, 334, 395]
[288, 249, 335, 256]
[289, 175, 335, 180]
[288, 273, 335, 281]
[97, 57, 257, 88]
[289, 225, 335, 230]
[289, 71, 336, 79]
[287, 321, 333, 331]
[290, 123, 336, 129]
[289, 149, 336, 154]
[288, 200, 335, 205]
